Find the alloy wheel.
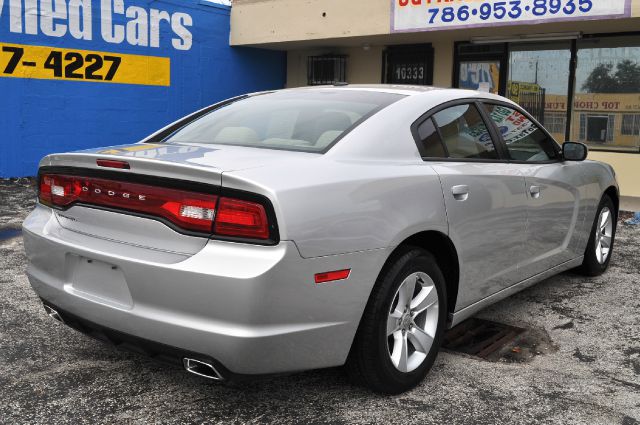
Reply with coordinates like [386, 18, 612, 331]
[595, 206, 614, 264]
[386, 272, 439, 373]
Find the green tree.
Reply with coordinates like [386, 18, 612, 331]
[614, 60, 640, 92]
[582, 63, 617, 93]
[582, 60, 640, 93]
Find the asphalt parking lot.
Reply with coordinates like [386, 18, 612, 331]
[1, 178, 639, 424]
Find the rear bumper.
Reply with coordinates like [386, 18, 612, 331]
[39, 299, 231, 380]
[23, 205, 390, 375]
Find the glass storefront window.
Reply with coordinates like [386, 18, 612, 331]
[507, 42, 571, 142]
[572, 37, 640, 152]
[455, 36, 640, 152]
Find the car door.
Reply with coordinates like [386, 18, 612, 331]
[480, 102, 586, 278]
[414, 101, 529, 310]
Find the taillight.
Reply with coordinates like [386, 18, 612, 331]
[38, 173, 274, 241]
[39, 175, 82, 207]
[214, 197, 270, 240]
[39, 174, 217, 233]
[39, 175, 53, 205]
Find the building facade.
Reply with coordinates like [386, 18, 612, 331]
[231, 0, 640, 201]
[0, 0, 285, 177]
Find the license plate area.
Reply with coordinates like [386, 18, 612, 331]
[66, 255, 133, 309]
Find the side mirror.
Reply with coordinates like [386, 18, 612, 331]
[563, 142, 588, 162]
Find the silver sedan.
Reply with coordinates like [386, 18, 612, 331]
[23, 85, 618, 394]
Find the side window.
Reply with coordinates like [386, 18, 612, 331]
[432, 104, 499, 160]
[416, 118, 446, 158]
[483, 104, 560, 162]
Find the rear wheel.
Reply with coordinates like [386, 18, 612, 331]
[577, 195, 617, 276]
[346, 248, 447, 394]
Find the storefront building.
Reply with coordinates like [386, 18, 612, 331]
[231, 0, 640, 203]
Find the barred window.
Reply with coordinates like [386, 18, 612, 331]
[307, 55, 347, 86]
[543, 112, 566, 135]
[621, 114, 640, 136]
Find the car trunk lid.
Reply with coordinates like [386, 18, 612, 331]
[38, 143, 298, 253]
[39, 144, 226, 255]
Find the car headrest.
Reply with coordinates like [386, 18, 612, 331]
[315, 131, 344, 149]
[213, 127, 259, 144]
[315, 112, 352, 133]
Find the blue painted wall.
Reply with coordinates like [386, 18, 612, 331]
[0, 0, 286, 177]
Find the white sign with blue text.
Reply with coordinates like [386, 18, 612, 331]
[392, 0, 631, 32]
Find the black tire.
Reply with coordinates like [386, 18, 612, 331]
[576, 195, 617, 276]
[345, 247, 447, 394]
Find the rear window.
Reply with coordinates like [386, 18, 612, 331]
[163, 90, 404, 153]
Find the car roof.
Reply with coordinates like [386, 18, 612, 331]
[298, 84, 445, 96]
[259, 84, 510, 102]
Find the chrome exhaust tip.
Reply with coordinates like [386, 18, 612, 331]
[182, 358, 224, 381]
[43, 305, 64, 324]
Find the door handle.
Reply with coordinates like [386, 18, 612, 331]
[451, 185, 469, 201]
[530, 185, 541, 199]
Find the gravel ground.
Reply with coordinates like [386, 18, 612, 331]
[0, 179, 639, 424]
